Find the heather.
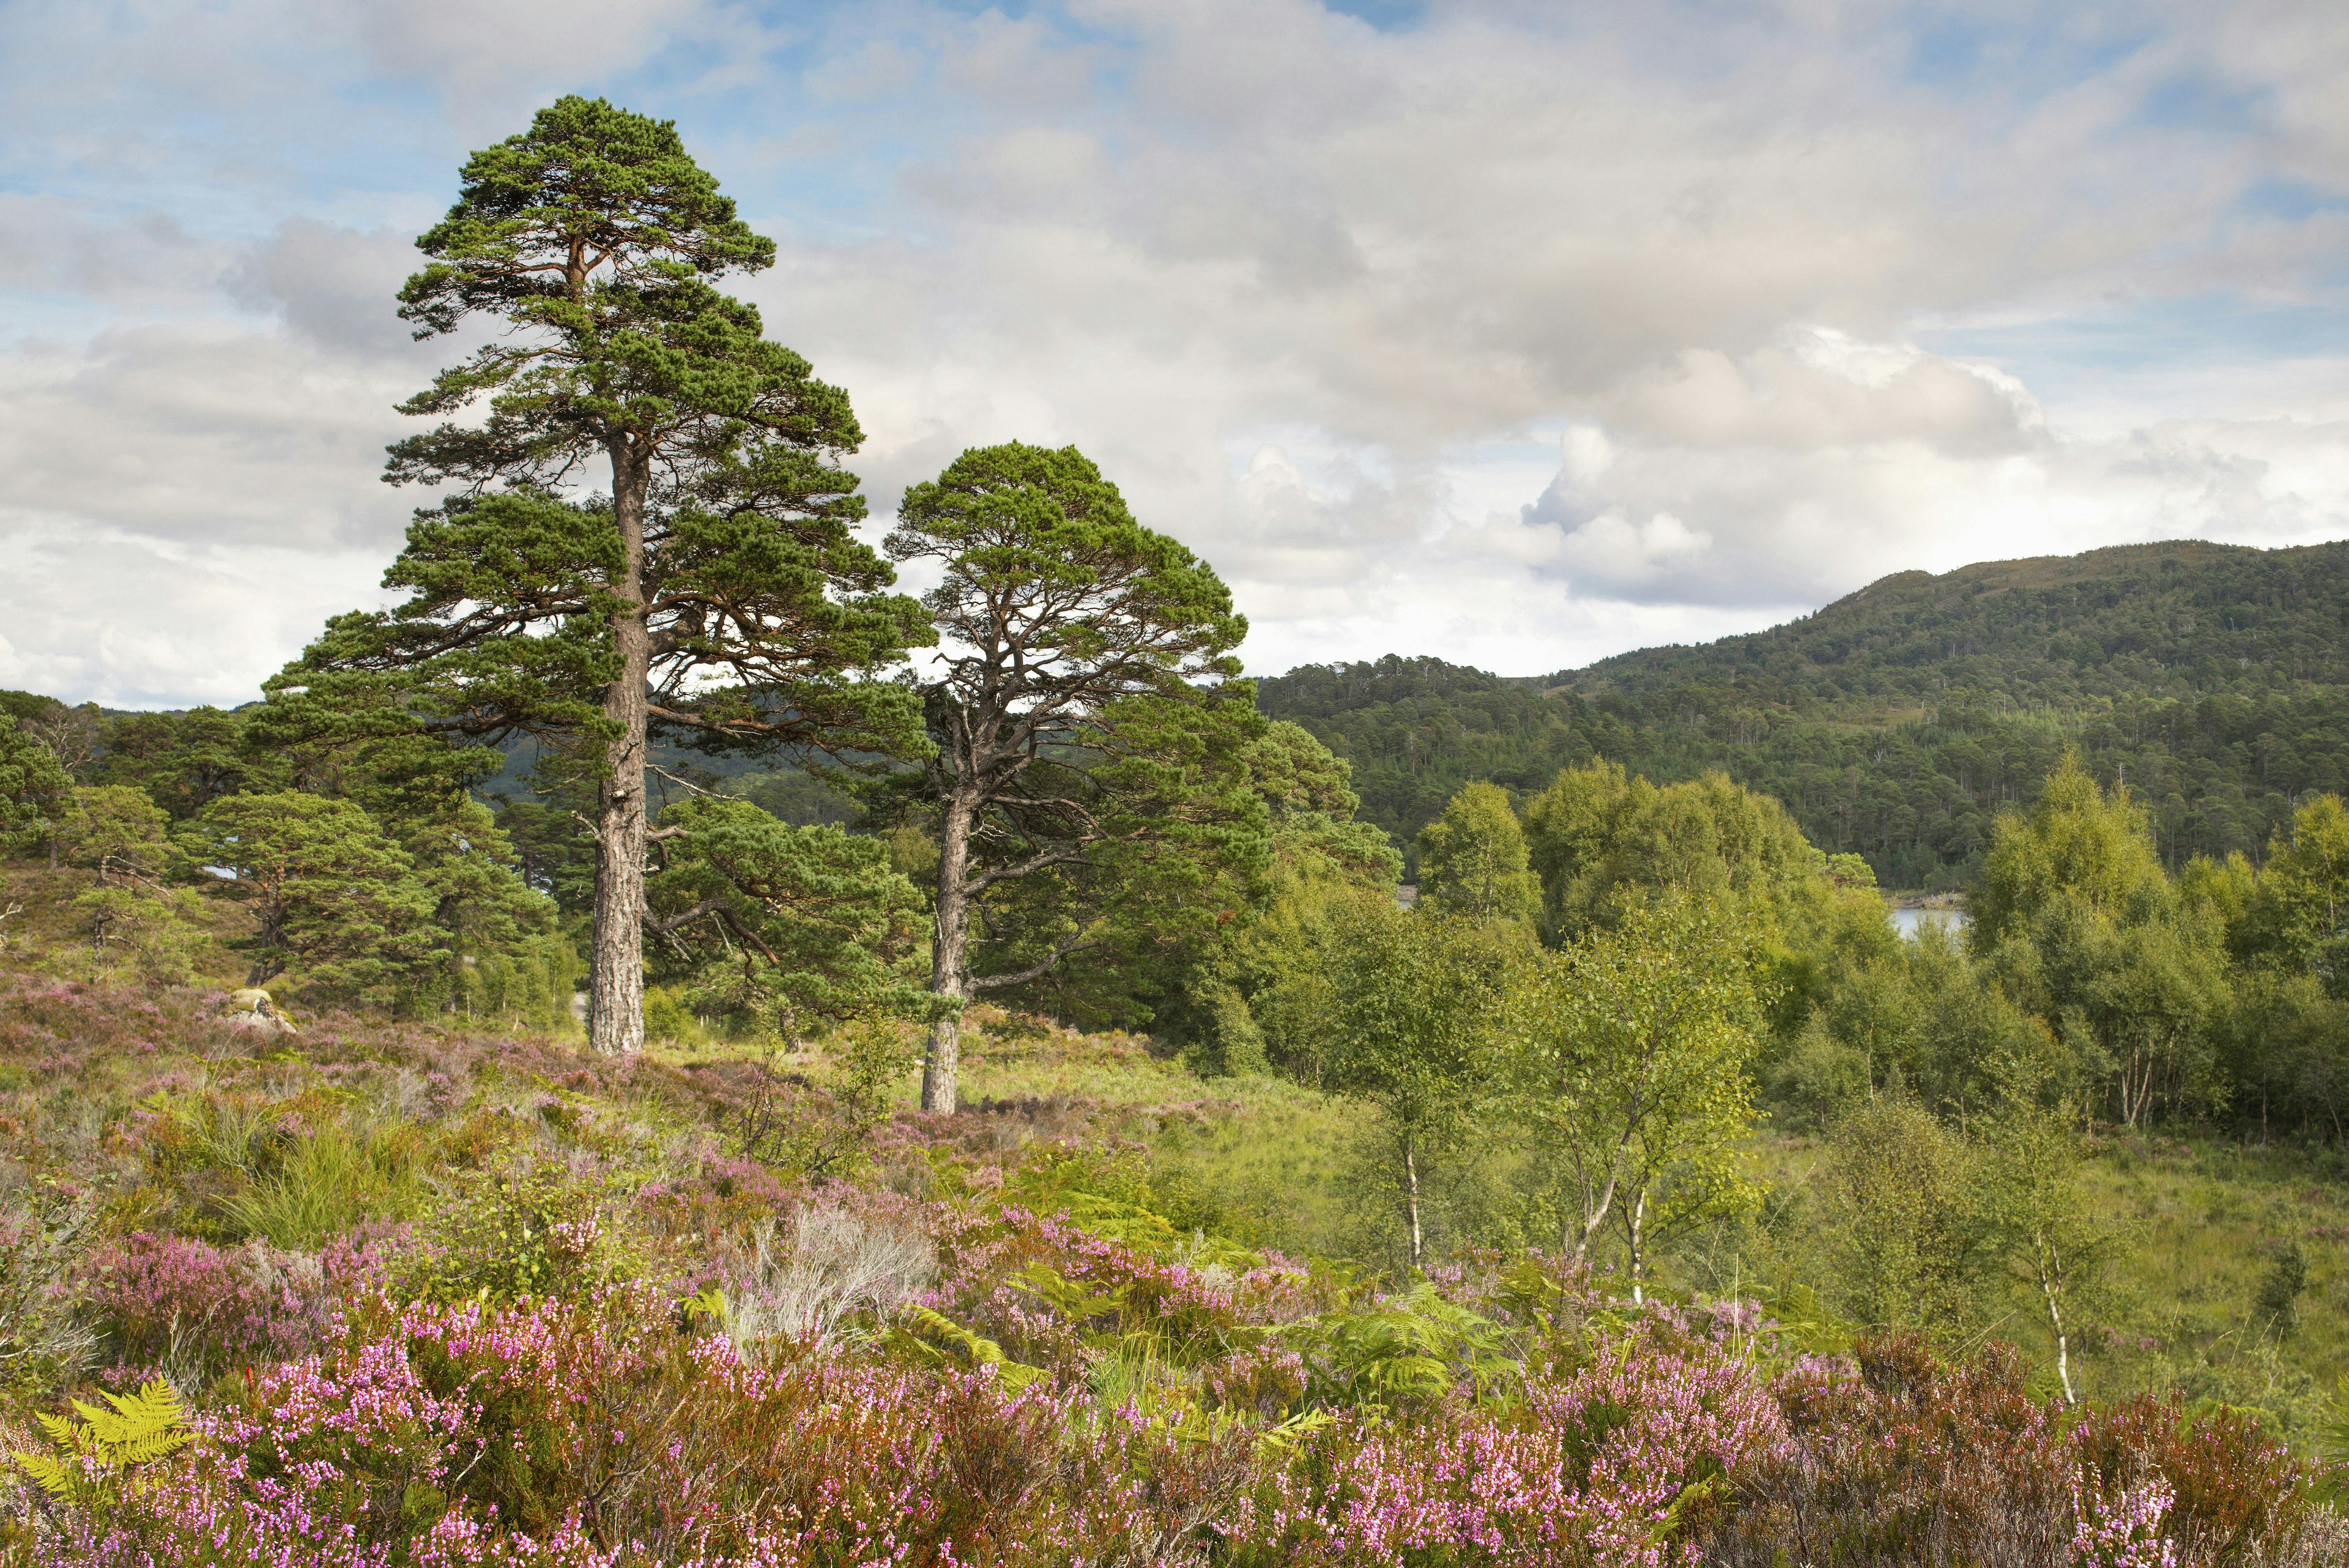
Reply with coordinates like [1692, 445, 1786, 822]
[0, 972, 2342, 1566]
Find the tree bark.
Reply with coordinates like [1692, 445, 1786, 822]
[920, 781, 978, 1112]
[1404, 1139, 1423, 1269]
[1627, 1187, 1647, 1305]
[2043, 1268, 2075, 1405]
[588, 445, 650, 1057]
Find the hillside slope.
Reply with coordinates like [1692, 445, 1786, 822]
[1260, 540, 2349, 884]
[1558, 540, 2349, 708]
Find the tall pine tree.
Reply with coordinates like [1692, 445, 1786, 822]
[885, 442, 1256, 1112]
[276, 97, 928, 1053]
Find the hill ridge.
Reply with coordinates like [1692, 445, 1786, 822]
[1260, 535, 2349, 885]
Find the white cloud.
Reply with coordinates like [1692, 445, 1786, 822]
[4, 0, 2349, 702]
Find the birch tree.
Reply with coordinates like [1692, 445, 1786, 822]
[1501, 890, 1762, 1300]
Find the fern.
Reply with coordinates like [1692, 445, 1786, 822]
[1281, 1284, 1520, 1410]
[888, 1307, 1047, 1391]
[13, 1378, 191, 1509]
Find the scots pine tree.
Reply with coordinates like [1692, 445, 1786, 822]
[275, 97, 929, 1052]
[885, 442, 1260, 1112]
[193, 793, 440, 998]
[0, 712, 70, 848]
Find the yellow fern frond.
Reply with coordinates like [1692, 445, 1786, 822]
[10, 1378, 191, 1509]
[11, 1450, 75, 1501]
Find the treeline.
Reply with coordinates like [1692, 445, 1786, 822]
[1260, 538, 2349, 884]
[0, 688, 577, 1025]
[1208, 748, 2349, 1387]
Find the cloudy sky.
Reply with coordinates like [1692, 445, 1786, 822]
[3, 0, 2347, 708]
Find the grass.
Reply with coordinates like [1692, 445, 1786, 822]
[656, 1009, 1375, 1263]
[218, 1123, 427, 1247]
[11, 851, 2345, 1446]
[2084, 1132, 2349, 1430]
[1740, 1127, 2349, 1440]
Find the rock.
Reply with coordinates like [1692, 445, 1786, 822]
[226, 987, 298, 1035]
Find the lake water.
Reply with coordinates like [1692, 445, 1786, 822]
[1888, 906, 1970, 939]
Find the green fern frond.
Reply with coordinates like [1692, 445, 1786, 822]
[890, 1307, 1047, 1391]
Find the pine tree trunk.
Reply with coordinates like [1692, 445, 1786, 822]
[920, 784, 978, 1112]
[588, 447, 650, 1057]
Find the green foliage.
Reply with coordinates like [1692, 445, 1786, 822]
[717, 766, 858, 827]
[413, 1154, 639, 1304]
[57, 786, 207, 983]
[13, 1379, 190, 1509]
[1415, 781, 1539, 927]
[646, 796, 931, 1030]
[2254, 1239, 2309, 1337]
[1973, 1096, 2122, 1402]
[1319, 902, 1525, 1266]
[396, 92, 774, 331]
[1501, 890, 1764, 1291]
[1767, 916, 2054, 1128]
[360, 92, 930, 762]
[89, 706, 284, 821]
[1167, 723, 1401, 1078]
[1281, 1281, 1518, 1411]
[1523, 760, 1817, 942]
[1253, 657, 1594, 859]
[0, 711, 71, 849]
[1817, 1099, 1988, 1337]
[191, 792, 442, 997]
[713, 1015, 917, 1182]
[2253, 793, 2349, 994]
[1975, 749, 2172, 948]
[1972, 753, 2235, 1126]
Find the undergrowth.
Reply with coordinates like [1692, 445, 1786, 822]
[0, 965, 2343, 1565]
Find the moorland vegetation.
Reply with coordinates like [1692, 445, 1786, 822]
[0, 95, 2347, 1567]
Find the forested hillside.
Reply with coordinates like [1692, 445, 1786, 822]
[1260, 540, 2349, 884]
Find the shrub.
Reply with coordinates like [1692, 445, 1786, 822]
[80, 1230, 393, 1384]
[406, 1153, 643, 1304]
[716, 1203, 935, 1353]
[2254, 1239, 2309, 1337]
[0, 1183, 97, 1390]
[37, 1291, 1255, 1567]
[1225, 1327, 1787, 1566]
